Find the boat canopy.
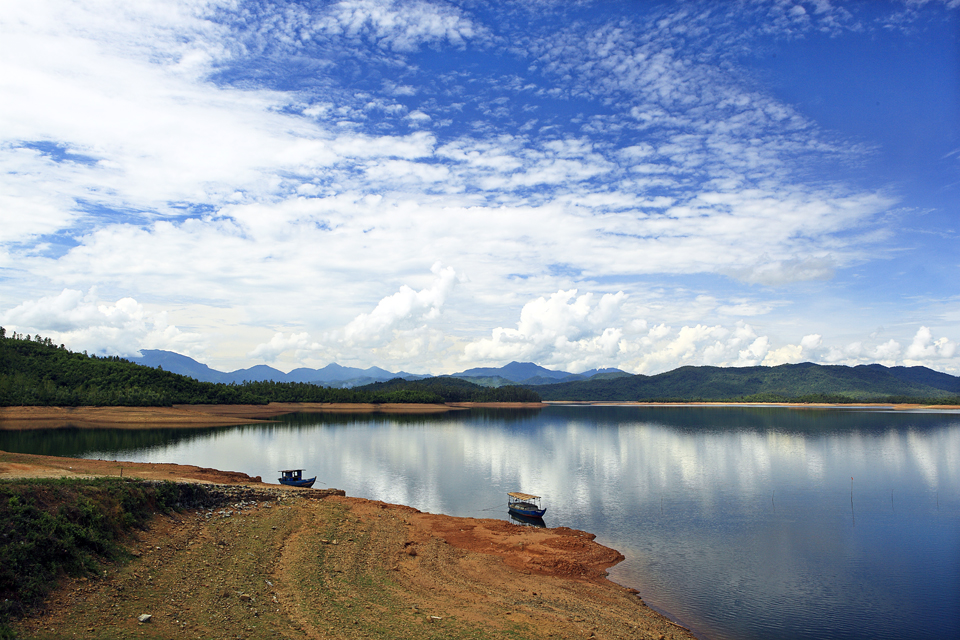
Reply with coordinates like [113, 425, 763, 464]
[508, 492, 540, 501]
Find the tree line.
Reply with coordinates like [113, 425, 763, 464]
[0, 329, 541, 407]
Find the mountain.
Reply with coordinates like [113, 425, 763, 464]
[883, 365, 960, 394]
[130, 350, 426, 387]
[130, 352, 625, 388]
[132, 349, 227, 382]
[0, 335, 522, 406]
[125, 352, 959, 402]
[454, 361, 570, 382]
[449, 361, 628, 386]
[534, 362, 960, 402]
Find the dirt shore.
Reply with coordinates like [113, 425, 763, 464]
[4, 400, 954, 432]
[0, 402, 546, 430]
[1, 451, 696, 640]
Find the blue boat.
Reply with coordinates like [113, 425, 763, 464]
[278, 469, 316, 488]
[509, 512, 547, 528]
[508, 491, 546, 518]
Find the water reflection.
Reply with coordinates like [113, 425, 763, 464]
[1, 406, 957, 640]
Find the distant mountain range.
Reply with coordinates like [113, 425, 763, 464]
[129, 350, 960, 402]
[533, 362, 960, 402]
[130, 350, 626, 388]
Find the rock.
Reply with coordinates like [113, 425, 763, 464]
[239, 593, 252, 602]
[137, 614, 152, 623]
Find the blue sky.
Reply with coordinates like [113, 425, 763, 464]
[1, 0, 958, 375]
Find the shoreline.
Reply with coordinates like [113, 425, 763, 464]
[543, 400, 960, 410]
[0, 450, 697, 639]
[0, 402, 545, 430]
[3, 400, 958, 431]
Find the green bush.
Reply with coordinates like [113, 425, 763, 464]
[0, 478, 203, 623]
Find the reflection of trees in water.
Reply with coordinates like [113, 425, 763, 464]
[3, 407, 955, 459]
[0, 425, 235, 457]
[266, 407, 545, 429]
[543, 405, 960, 434]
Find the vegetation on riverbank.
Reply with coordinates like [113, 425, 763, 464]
[355, 376, 542, 403]
[0, 330, 541, 407]
[0, 478, 225, 633]
[6, 326, 958, 406]
[533, 362, 960, 403]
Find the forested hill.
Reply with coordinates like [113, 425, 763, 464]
[0, 330, 540, 406]
[5, 329, 956, 406]
[355, 376, 541, 403]
[533, 362, 960, 403]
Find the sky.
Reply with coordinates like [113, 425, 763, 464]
[1, 0, 959, 376]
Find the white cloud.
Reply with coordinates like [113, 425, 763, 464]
[762, 344, 803, 366]
[463, 289, 628, 371]
[904, 326, 957, 362]
[1, 288, 205, 357]
[874, 339, 902, 364]
[248, 332, 321, 363]
[343, 262, 459, 346]
[0, 1, 955, 377]
[762, 333, 822, 366]
[322, 0, 484, 51]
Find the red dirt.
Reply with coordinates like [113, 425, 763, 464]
[1, 450, 695, 639]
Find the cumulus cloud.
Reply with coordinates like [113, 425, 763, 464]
[874, 339, 902, 364]
[1, 1, 955, 377]
[761, 333, 822, 366]
[247, 332, 321, 362]
[463, 289, 628, 371]
[2, 288, 204, 357]
[343, 262, 459, 346]
[904, 326, 957, 361]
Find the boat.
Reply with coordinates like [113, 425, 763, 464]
[509, 512, 547, 528]
[507, 491, 546, 518]
[278, 469, 316, 488]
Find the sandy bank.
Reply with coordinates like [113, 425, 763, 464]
[0, 401, 546, 430]
[1, 451, 695, 640]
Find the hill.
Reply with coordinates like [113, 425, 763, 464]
[355, 376, 541, 403]
[448, 361, 629, 386]
[533, 362, 960, 402]
[5, 329, 957, 405]
[0, 330, 535, 406]
[131, 351, 627, 388]
[131, 350, 428, 387]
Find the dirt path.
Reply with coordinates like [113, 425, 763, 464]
[3, 452, 696, 640]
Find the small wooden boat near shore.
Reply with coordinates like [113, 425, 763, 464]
[278, 469, 316, 488]
[508, 491, 546, 518]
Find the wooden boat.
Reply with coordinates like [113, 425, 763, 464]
[509, 512, 547, 528]
[278, 469, 316, 488]
[507, 491, 546, 518]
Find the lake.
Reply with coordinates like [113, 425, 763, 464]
[2, 405, 958, 640]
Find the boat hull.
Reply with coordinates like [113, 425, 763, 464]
[279, 477, 316, 488]
[509, 512, 547, 527]
[508, 504, 546, 518]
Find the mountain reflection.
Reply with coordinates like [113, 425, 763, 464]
[4, 405, 957, 640]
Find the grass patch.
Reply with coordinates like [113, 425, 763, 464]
[0, 477, 217, 629]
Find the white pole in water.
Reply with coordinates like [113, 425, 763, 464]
[850, 477, 855, 527]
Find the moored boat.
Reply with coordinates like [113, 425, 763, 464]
[278, 469, 316, 488]
[507, 491, 546, 518]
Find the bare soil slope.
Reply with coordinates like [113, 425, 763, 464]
[2, 452, 694, 640]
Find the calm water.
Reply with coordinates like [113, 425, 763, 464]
[3, 405, 958, 640]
